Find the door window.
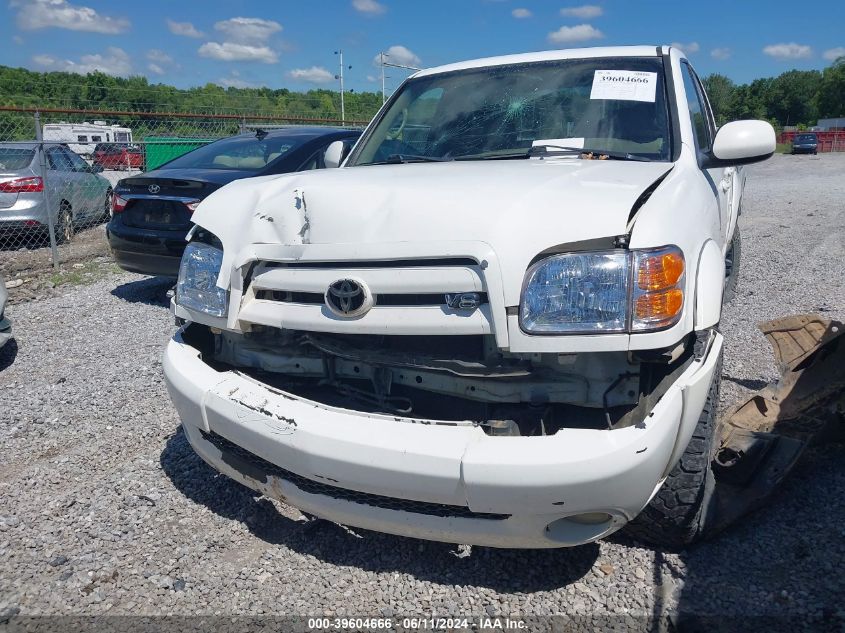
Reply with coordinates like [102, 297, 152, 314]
[681, 63, 713, 152]
[62, 148, 90, 172]
[47, 148, 73, 170]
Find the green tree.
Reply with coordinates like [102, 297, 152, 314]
[815, 57, 845, 118]
[701, 73, 735, 125]
[767, 70, 821, 126]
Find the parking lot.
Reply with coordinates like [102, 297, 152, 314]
[0, 153, 843, 625]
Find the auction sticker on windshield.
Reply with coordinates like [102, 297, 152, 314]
[590, 70, 657, 102]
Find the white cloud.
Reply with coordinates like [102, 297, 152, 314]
[512, 8, 532, 18]
[547, 24, 603, 45]
[762, 42, 812, 60]
[671, 41, 700, 54]
[198, 41, 278, 63]
[559, 5, 603, 19]
[166, 19, 203, 38]
[823, 47, 845, 62]
[710, 46, 732, 62]
[33, 47, 132, 76]
[366, 74, 378, 82]
[13, 0, 129, 34]
[352, 0, 387, 15]
[710, 47, 732, 61]
[217, 75, 259, 89]
[214, 16, 282, 43]
[146, 49, 172, 64]
[199, 17, 281, 64]
[145, 49, 175, 76]
[288, 66, 335, 84]
[373, 45, 421, 67]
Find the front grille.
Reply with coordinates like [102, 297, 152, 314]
[124, 199, 191, 229]
[255, 289, 488, 307]
[200, 430, 509, 521]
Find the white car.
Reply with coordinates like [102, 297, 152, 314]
[163, 46, 774, 549]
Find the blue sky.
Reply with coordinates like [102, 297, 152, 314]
[3, 0, 844, 94]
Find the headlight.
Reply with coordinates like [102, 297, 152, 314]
[520, 246, 684, 334]
[176, 241, 228, 317]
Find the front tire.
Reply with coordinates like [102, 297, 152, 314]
[625, 351, 722, 549]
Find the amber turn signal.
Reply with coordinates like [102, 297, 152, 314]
[637, 251, 685, 291]
[635, 288, 684, 322]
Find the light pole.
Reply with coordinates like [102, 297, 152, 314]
[379, 51, 387, 104]
[379, 54, 421, 103]
[334, 50, 351, 124]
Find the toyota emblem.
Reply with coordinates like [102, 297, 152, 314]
[148, 184, 161, 194]
[325, 278, 372, 318]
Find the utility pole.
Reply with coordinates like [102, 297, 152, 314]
[379, 51, 387, 104]
[334, 50, 351, 125]
[379, 56, 421, 103]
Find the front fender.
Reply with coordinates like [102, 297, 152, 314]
[694, 239, 724, 330]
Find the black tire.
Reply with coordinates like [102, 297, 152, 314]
[102, 188, 113, 222]
[625, 351, 722, 549]
[56, 203, 74, 244]
[722, 225, 741, 303]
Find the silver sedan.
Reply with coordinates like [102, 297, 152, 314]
[0, 142, 112, 243]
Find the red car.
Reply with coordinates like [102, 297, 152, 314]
[92, 143, 144, 170]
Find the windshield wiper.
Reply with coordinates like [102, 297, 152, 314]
[378, 154, 453, 164]
[528, 144, 655, 162]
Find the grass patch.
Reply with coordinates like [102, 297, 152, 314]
[777, 143, 793, 154]
[48, 260, 121, 288]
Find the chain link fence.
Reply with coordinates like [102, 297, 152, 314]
[0, 106, 369, 278]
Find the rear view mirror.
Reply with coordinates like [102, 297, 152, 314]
[324, 140, 345, 168]
[706, 120, 776, 167]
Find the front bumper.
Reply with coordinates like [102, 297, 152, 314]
[164, 328, 723, 548]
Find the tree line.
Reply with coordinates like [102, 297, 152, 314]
[702, 57, 844, 128]
[0, 65, 383, 123]
[1, 57, 843, 134]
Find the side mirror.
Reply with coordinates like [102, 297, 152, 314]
[705, 120, 776, 167]
[324, 140, 345, 168]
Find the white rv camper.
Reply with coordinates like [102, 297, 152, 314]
[42, 121, 133, 157]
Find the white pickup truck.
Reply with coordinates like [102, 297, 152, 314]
[164, 46, 775, 548]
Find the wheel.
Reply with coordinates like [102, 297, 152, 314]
[722, 225, 741, 304]
[55, 203, 74, 244]
[102, 188, 113, 221]
[625, 350, 722, 549]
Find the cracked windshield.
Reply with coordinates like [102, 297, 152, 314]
[351, 57, 671, 165]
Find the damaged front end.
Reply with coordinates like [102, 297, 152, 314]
[205, 323, 702, 437]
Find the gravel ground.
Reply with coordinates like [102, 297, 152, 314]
[0, 153, 843, 629]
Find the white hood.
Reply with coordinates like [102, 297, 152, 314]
[194, 159, 671, 302]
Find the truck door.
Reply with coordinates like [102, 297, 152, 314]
[680, 62, 735, 247]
